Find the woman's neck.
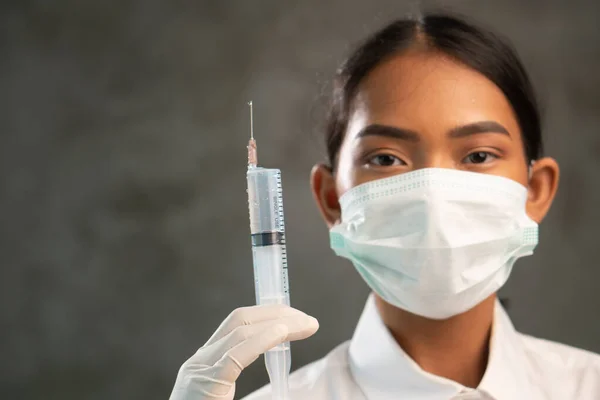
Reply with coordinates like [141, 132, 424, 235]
[374, 294, 496, 388]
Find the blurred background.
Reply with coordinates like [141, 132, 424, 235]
[1, 0, 599, 398]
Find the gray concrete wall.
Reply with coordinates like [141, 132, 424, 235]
[1, 1, 599, 398]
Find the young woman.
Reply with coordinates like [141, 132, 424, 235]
[170, 13, 600, 400]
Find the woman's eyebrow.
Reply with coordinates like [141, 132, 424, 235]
[355, 121, 510, 142]
[448, 121, 511, 139]
[355, 124, 420, 142]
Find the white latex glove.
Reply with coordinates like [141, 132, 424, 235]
[169, 305, 319, 400]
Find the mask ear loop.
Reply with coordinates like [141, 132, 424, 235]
[526, 160, 536, 205]
[528, 160, 536, 181]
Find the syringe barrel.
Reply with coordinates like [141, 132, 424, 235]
[247, 167, 292, 399]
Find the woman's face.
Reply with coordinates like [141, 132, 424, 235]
[312, 51, 559, 226]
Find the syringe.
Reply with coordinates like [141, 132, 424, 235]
[246, 101, 291, 400]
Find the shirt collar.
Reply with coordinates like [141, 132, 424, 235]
[348, 295, 532, 400]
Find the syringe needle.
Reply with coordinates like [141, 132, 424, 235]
[248, 101, 254, 140]
[247, 101, 258, 167]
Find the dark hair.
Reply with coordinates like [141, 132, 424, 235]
[325, 13, 542, 170]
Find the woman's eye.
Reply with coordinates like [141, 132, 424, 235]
[367, 154, 405, 167]
[463, 151, 497, 164]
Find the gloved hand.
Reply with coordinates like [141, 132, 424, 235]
[169, 304, 319, 400]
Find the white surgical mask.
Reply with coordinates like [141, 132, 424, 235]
[329, 168, 538, 319]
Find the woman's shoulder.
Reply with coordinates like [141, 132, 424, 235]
[519, 332, 600, 369]
[518, 332, 600, 395]
[242, 340, 364, 400]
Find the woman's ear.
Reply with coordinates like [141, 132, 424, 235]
[310, 164, 341, 228]
[526, 157, 560, 223]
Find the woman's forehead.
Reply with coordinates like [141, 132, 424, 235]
[352, 51, 519, 132]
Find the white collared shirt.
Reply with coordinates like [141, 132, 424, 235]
[243, 295, 600, 400]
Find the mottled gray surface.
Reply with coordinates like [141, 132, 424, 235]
[0, 0, 599, 399]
